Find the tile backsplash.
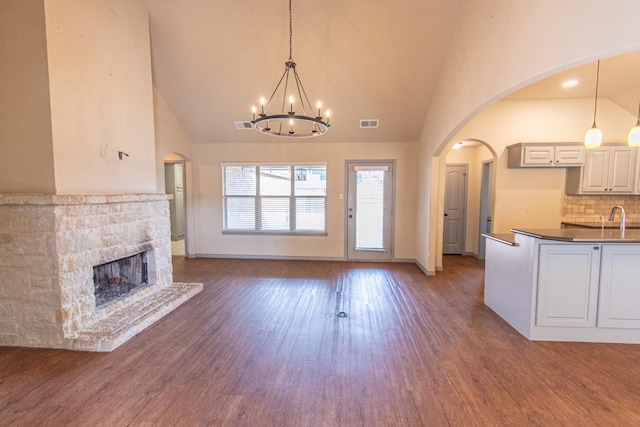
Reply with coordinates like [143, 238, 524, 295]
[563, 195, 640, 223]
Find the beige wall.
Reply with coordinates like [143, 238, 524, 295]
[0, 0, 56, 193]
[450, 99, 637, 234]
[416, 0, 640, 273]
[191, 142, 418, 260]
[44, 0, 156, 194]
[153, 86, 193, 191]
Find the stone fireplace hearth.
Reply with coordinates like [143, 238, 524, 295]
[0, 194, 202, 352]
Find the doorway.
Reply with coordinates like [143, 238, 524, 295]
[478, 160, 494, 260]
[443, 164, 467, 255]
[346, 161, 395, 261]
[164, 162, 185, 256]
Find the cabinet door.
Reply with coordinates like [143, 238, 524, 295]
[522, 146, 554, 165]
[554, 146, 584, 165]
[598, 245, 640, 328]
[536, 244, 600, 327]
[581, 148, 609, 192]
[607, 147, 636, 193]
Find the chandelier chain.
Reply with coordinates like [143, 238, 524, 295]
[289, 0, 293, 61]
[593, 60, 600, 125]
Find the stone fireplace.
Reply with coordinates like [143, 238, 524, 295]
[0, 194, 202, 352]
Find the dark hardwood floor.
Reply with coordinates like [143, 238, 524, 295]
[2, 256, 640, 426]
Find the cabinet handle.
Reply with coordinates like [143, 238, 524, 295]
[593, 246, 600, 250]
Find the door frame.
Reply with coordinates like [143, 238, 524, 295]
[478, 160, 494, 260]
[344, 159, 396, 261]
[164, 159, 187, 256]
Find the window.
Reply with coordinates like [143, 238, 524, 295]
[223, 164, 327, 234]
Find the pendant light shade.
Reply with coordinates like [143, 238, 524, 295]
[628, 101, 640, 147]
[585, 124, 603, 149]
[585, 60, 602, 149]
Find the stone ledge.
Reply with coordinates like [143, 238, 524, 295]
[0, 193, 171, 206]
[69, 282, 203, 352]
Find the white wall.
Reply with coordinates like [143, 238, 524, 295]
[191, 142, 418, 260]
[0, 0, 56, 194]
[416, 0, 640, 273]
[44, 0, 157, 195]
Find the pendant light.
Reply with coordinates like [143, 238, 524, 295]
[628, 101, 640, 147]
[584, 60, 603, 149]
[250, 0, 330, 138]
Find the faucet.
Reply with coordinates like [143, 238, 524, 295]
[608, 205, 626, 231]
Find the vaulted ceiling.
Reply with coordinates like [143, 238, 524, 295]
[142, 1, 640, 145]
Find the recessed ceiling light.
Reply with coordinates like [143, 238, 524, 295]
[562, 79, 578, 88]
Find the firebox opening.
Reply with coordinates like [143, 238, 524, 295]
[93, 252, 150, 307]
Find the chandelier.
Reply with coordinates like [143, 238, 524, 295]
[251, 0, 330, 138]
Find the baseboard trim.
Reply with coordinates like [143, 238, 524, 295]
[413, 259, 436, 276]
[192, 253, 435, 275]
[194, 253, 345, 262]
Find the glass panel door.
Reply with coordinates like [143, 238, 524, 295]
[346, 161, 394, 260]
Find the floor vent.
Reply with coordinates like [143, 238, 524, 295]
[360, 119, 379, 128]
[234, 121, 254, 130]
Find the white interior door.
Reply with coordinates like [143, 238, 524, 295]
[443, 164, 467, 255]
[346, 161, 394, 261]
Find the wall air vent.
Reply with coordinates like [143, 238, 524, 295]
[360, 119, 379, 129]
[234, 121, 254, 130]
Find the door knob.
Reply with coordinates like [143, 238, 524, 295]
[444, 213, 448, 216]
[348, 215, 353, 218]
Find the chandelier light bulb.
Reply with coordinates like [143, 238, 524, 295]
[251, 105, 257, 120]
[260, 97, 266, 113]
[325, 110, 331, 125]
[316, 101, 322, 117]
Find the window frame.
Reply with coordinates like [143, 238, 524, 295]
[222, 163, 328, 236]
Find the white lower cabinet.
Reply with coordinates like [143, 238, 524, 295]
[536, 244, 600, 327]
[536, 243, 640, 330]
[597, 245, 640, 328]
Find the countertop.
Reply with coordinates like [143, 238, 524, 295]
[482, 233, 517, 246]
[511, 228, 640, 243]
[561, 221, 640, 229]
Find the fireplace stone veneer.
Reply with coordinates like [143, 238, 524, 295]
[0, 194, 202, 351]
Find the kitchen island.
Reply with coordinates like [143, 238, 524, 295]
[484, 228, 640, 343]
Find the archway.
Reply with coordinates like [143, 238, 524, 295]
[163, 153, 193, 258]
[435, 139, 498, 271]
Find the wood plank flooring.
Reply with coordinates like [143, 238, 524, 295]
[2, 256, 640, 426]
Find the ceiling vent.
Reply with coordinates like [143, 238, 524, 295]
[360, 119, 379, 129]
[234, 121, 254, 130]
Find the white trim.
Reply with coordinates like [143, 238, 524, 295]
[353, 165, 389, 171]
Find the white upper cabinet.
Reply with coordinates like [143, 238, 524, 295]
[507, 143, 585, 168]
[565, 145, 637, 194]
